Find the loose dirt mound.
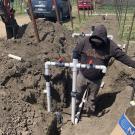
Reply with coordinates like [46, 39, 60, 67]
[61, 45, 135, 135]
[0, 19, 74, 135]
[126, 106, 135, 125]
[61, 86, 133, 135]
[0, 17, 135, 135]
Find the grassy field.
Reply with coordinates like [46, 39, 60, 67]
[63, 6, 94, 32]
[64, 4, 135, 41]
[13, 0, 27, 14]
[119, 13, 135, 41]
[63, 4, 116, 32]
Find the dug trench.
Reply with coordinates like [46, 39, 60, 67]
[0, 18, 135, 135]
[61, 59, 135, 135]
[0, 19, 74, 135]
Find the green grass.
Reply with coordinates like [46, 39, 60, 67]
[63, 6, 94, 32]
[96, 5, 115, 13]
[119, 13, 135, 41]
[12, 0, 27, 14]
[95, 5, 135, 14]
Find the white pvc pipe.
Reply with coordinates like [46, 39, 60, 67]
[8, 54, 22, 61]
[44, 61, 107, 123]
[76, 64, 107, 73]
[71, 59, 78, 124]
[130, 101, 135, 106]
[72, 33, 81, 37]
[45, 63, 51, 112]
[100, 81, 105, 89]
[45, 62, 106, 73]
[46, 82, 51, 112]
[94, 65, 107, 73]
[72, 32, 113, 40]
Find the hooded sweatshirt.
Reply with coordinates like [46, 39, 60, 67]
[73, 25, 135, 80]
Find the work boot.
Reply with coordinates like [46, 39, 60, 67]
[84, 103, 96, 117]
[86, 105, 95, 113]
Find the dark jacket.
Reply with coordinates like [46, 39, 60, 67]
[73, 25, 135, 80]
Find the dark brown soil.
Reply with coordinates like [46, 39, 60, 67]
[0, 19, 74, 135]
[61, 15, 135, 135]
[0, 16, 135, 135]
[126, 106, 135, 125]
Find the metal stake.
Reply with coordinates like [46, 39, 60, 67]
[125, 11, 135, 53]
[114, 0, 120, 27]
[83, 0, 86, 19]
[68, 0, 74, 29]
[76, 0, 81, 22]
[53, 0, 60, 24]
[121, 0, 129, 38]
[28, 0, 40, 43]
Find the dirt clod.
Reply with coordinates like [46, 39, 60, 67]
[0, 15, 135, 135]
[0, 19, 74, 135]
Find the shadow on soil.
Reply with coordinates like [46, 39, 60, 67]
[17, 24, 28, 38]
[95, 92, 120, 117]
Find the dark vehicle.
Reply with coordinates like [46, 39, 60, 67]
[27, 0, 71, 20]
[0, 0, 4, 15]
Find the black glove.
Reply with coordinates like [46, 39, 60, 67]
[72, 49, 81, 60]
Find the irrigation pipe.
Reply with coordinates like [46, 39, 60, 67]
[8, 54, 22, 61]
[44, 60, 107, 124]
[72, 32, 114, 40]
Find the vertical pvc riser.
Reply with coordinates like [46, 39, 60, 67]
[71, 59, 78, 124]
[44, 61, 106, 123]
[46, 82, 51, 112]
[45, 64, 51, 112]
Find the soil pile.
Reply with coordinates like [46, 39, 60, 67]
[126, 106, 135, 125]
[61, 44, 135, 135]
[0, 17, 135, 135]
[0, 19, 75, 135]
